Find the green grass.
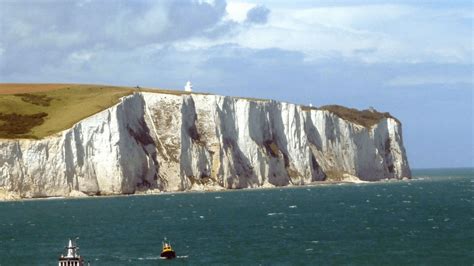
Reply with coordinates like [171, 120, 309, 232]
[0, 83, 399, 139]
[0, 85, 134, 139]
[139, 88, 191, 96]
[319, 105, 399, 128]
[235, 96, 270, 102]
[0, 83, 218, 139]
[139, 87, 210, 96]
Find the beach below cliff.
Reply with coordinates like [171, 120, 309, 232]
[0, 174, 403, 202]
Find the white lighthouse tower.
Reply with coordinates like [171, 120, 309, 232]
[184, 81, 193, 92]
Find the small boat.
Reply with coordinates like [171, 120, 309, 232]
[160, 238, 176, 259]
[58, 238, 85, 266]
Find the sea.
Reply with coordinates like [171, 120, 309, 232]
[0, 168, 472, 265]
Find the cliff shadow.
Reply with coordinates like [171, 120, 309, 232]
[180, 95, 213, 189]
[116, 94, 160, 192]
[303, 113, 326, 181]
[265, 103, 295, 185]
[216, 97, 258, 188]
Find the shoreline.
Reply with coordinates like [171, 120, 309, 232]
[0, 178, 414, 202]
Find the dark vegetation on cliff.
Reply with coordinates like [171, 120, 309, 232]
[0, 112, 48, 138]
[319, 105, 399, 127]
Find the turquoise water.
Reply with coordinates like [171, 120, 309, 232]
[0, 168, 472, 265]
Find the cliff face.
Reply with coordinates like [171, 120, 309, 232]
[0, 92, 411, 198]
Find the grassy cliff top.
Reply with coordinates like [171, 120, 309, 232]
[0, 84, 135, 139]
[0, 83, 397, 139]
[319, 105, 399, 127]
[0, 83, 212, 139]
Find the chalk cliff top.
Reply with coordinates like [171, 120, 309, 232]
[0, 83, 398, 139]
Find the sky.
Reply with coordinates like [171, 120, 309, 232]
[0, 0, 472, 168]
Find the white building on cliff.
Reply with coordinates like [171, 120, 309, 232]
[184, 81, 193, 92]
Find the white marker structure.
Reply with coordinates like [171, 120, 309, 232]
[184, 81, 193, 92]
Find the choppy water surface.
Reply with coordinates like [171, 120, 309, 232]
[0, 168, 472, 265]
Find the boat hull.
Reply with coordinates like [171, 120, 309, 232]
[160, 250, 176, 259]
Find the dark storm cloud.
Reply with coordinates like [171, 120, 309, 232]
[245, 5, 270, 24]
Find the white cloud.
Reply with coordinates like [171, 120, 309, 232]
[285, 4, 412, 29]
[204, 3, 473, 64]
[1, 0, 472, 85]
[226, 1, 256, 22]
[68, 50, 94, 64]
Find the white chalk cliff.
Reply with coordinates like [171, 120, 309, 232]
[0, 92, 411, 199]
